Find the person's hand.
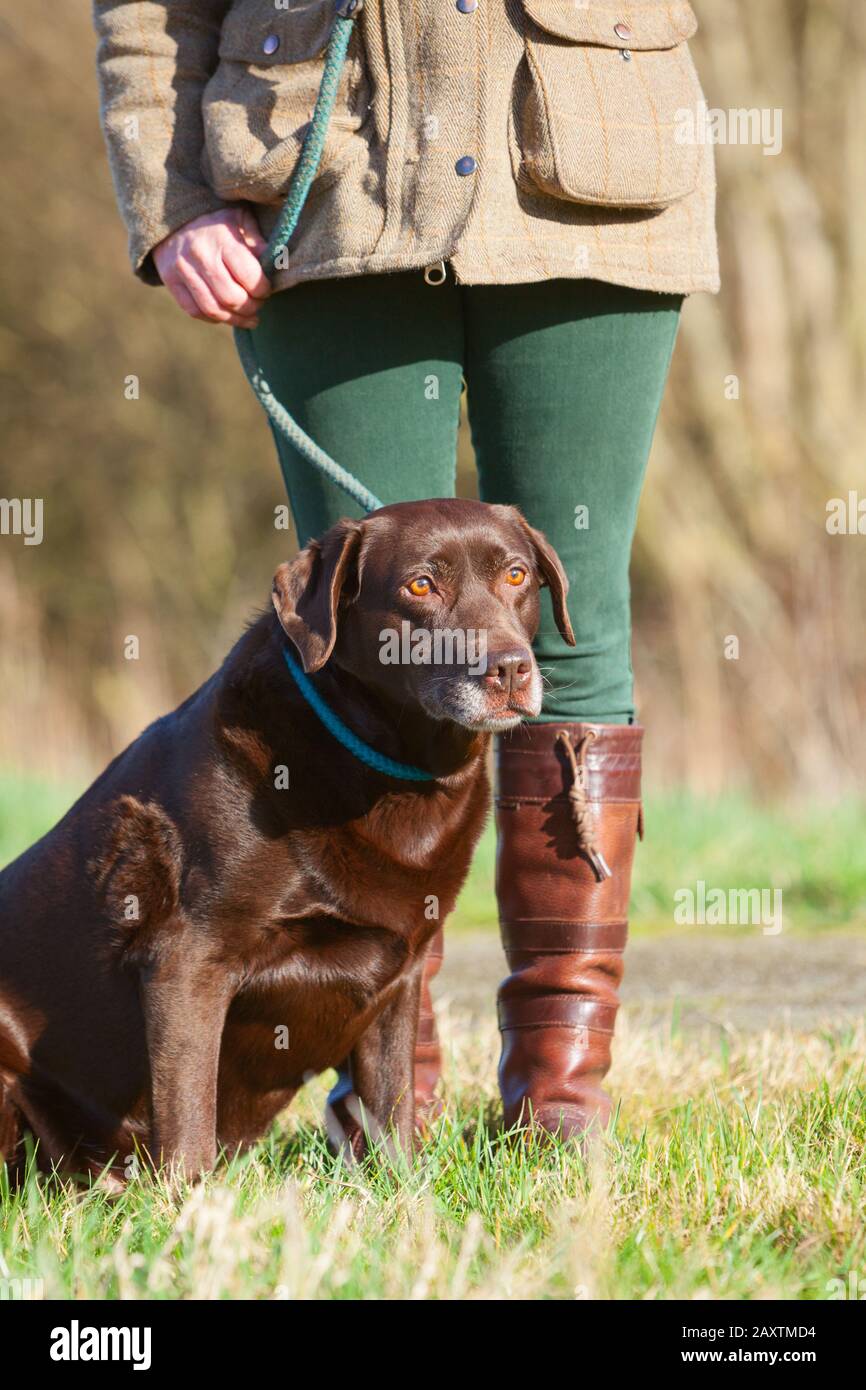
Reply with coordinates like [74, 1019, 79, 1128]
[152, 207, 272, 328]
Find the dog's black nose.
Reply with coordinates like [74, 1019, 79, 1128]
[483, 647, 533, 695]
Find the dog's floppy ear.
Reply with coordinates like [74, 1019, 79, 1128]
[514, 512, 576, 647]
[272, 519, 363, 673]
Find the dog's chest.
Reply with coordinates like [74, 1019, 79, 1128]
[222, 908, 431, 1092]
[264, 787, 480, 935]
[243, 827, 456, 981]
[222, 808, 471, 1029]
[212, 773, 486, 1080]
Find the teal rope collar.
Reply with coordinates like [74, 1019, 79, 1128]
[282, 646, 434, 782]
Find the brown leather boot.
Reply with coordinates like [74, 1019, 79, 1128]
[495, 722, 642, 1141]
[326, 928, 444, 1154]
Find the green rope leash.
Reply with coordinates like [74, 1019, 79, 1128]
[234, 5, 383, 516]
[234, 5, 434, 780]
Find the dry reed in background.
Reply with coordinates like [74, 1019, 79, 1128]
[0, 1, 864, 795]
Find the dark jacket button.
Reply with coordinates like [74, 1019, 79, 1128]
[262, 34, 280, 55]
[456, 0, 478, 12]
[455, 155, 477, 176]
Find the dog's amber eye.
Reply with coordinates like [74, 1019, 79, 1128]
[506, 566, 527, 587]
[408, 576, 434, 597]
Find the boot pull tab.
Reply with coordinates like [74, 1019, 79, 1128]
[556, 729, 612, 883]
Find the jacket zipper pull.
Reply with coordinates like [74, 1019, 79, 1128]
[423, 259, 447, 286]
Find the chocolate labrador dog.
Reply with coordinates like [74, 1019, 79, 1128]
[0, 499, 574, 1181]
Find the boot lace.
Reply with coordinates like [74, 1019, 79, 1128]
[556, 729, 612, 882]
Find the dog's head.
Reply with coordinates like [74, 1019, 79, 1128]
[272, 499, 575, 733]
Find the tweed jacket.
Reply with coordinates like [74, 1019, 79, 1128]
[93, 0, 719, 295]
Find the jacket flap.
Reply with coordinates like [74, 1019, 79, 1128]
[218, 2, 337, 64]
[523, 0, 698, 50]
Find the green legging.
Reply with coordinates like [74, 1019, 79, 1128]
[251, 271, 682, 724]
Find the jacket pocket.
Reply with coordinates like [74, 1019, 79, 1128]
[513, 0, 703, 210]
[202, 2, 371, 205]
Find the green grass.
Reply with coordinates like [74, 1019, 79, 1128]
[0, 771, 84, 869]
[3, 771, 865, 934]
[1, 1024, 863, 1300]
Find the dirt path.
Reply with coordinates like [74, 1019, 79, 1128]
[439, 930, 866, 1034]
